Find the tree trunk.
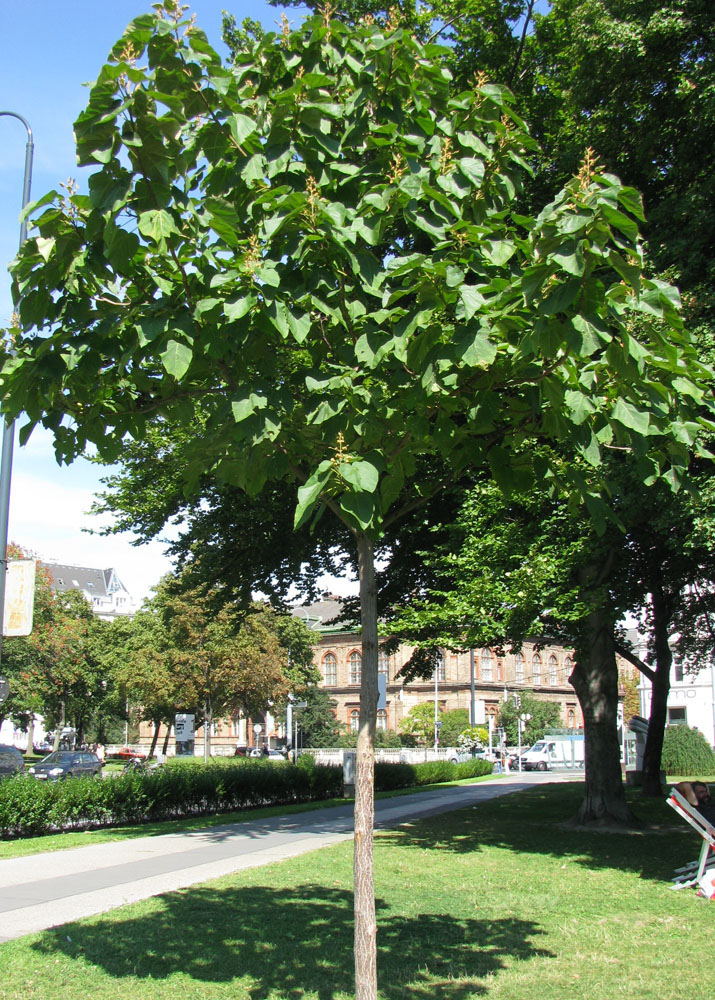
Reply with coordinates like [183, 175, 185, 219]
[204, 698, 212, 763]
[355, 531, 378, 1000]
[53, 700, 65, 752]
[162, 724, 171, 756]
[570, 608, 638, 826]
[642, 585, 673, 796]
[26, 714, 35, 754]
[149, 719, 160, 757]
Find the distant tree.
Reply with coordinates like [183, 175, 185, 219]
[498, 691, 562, 746]
[400, 702, 438, 747]
[291, 686, 345, 748]
[438, 708, 471, 746]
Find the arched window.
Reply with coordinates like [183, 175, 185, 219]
[514, 653, 524, 683]
[567, 708, 576, 729]
[549, 655, 558, 685]
[377, 709, 387, 731]
[564, 655, 573, 682]
[378, 648, 390, 681]
[349, 651, 362, 685]
[532, 652, 542, 684]
[434, 650, 446, 681]
[481, 648, 493, 682]
[323, 652, 337, 686]
[350, 709, 360, 733]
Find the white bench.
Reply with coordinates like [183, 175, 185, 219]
[666, 787, 715, 889]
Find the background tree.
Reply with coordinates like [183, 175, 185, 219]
[290, 686, 345, 748]
[400, 702, 438, 747]
[498, 691, 561, 745]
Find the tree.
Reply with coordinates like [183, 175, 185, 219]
[2, 8, 709, 997]
[498, 691, 561, 745]
[121, 575, 314, 760]
[291, 686, 345, 747]
[400, 702, 438, 746]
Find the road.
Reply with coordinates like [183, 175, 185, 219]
[0, 772, 569, 943]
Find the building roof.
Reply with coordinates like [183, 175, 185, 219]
[292, 597, 355, 634]
[43, 563, 128, 599]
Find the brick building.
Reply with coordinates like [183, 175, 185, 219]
[293, 597, 584, 735]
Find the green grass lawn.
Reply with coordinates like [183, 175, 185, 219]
[0, 782, 711, 1000]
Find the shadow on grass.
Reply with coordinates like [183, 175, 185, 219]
[379, 782, 698, 883]
[32, 884, 550, 999]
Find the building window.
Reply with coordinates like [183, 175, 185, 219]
[514, 653, 524, 683]
[350, 709, 360, 732]
[377, 709, 387, 731]
[674, 661, 684, 683]
[349, 651, 362, 685]
[668, 707, 687, 726]
[434, 650, 446, 682]
[564, 656, 573, 682]
[532, 653, 542, 684]
[549, 655, 558, 685]
[323, 653, 337, 685]
[481, 648, 493, 682]
[378, 649, 390, 681]
[567, 708, 576, 729]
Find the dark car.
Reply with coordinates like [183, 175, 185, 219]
[28, 750, 103, 781]
[0, 744, 24, 778]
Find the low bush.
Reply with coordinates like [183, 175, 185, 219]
[0, 755, 490, 840]
[661, 724, 715, 776]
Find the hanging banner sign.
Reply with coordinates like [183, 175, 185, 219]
[3, 559, 36, 637]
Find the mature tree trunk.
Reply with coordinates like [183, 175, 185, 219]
[149, 719, 160, 757]
[570, 607, 638, 826]
[53, 700, 65, 752]
[355, 531, 378, 1000]
[25, 714, 35, 754]
[204, 697, 212, 762]
[162, 724, 171, 756]
[642, 584, 674, 796]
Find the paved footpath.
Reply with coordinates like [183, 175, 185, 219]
[0, 773, 567, 943]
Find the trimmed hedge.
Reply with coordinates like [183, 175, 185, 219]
[0, 756, 493, 840]
[661, 724, 715, 776]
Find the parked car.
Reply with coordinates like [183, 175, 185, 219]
[28, 750, 103, 781]
[33, 739, 53, 754]
[267, 749, 287, 760]
[0, 744, 24, 778]
[114, 746, 147, 760]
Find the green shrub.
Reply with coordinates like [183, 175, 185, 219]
[661, 724, 715, 776]
[0, 754, 492, 841]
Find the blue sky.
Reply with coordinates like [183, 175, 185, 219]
[0, 1, 335, 602]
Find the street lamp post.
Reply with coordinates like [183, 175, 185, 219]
[0, 112, 34, 670]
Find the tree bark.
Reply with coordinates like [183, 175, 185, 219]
[570, 607, 639, 826]
[149, 719, 160, 757]
[642, 584, 673, 796]
[355, 531, 378, 1000]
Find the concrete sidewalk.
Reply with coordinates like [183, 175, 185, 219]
[0, 773, 560, 942]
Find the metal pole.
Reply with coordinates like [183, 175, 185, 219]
[0, 112, 33, 669]
[433, 662, 439, 750]
[469, 648, 475, 726]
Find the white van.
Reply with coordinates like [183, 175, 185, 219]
[521, 736, 584, 771]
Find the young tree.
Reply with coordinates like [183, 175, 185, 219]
[498, 691, 561, 745]
[2, 8, 709, 996]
